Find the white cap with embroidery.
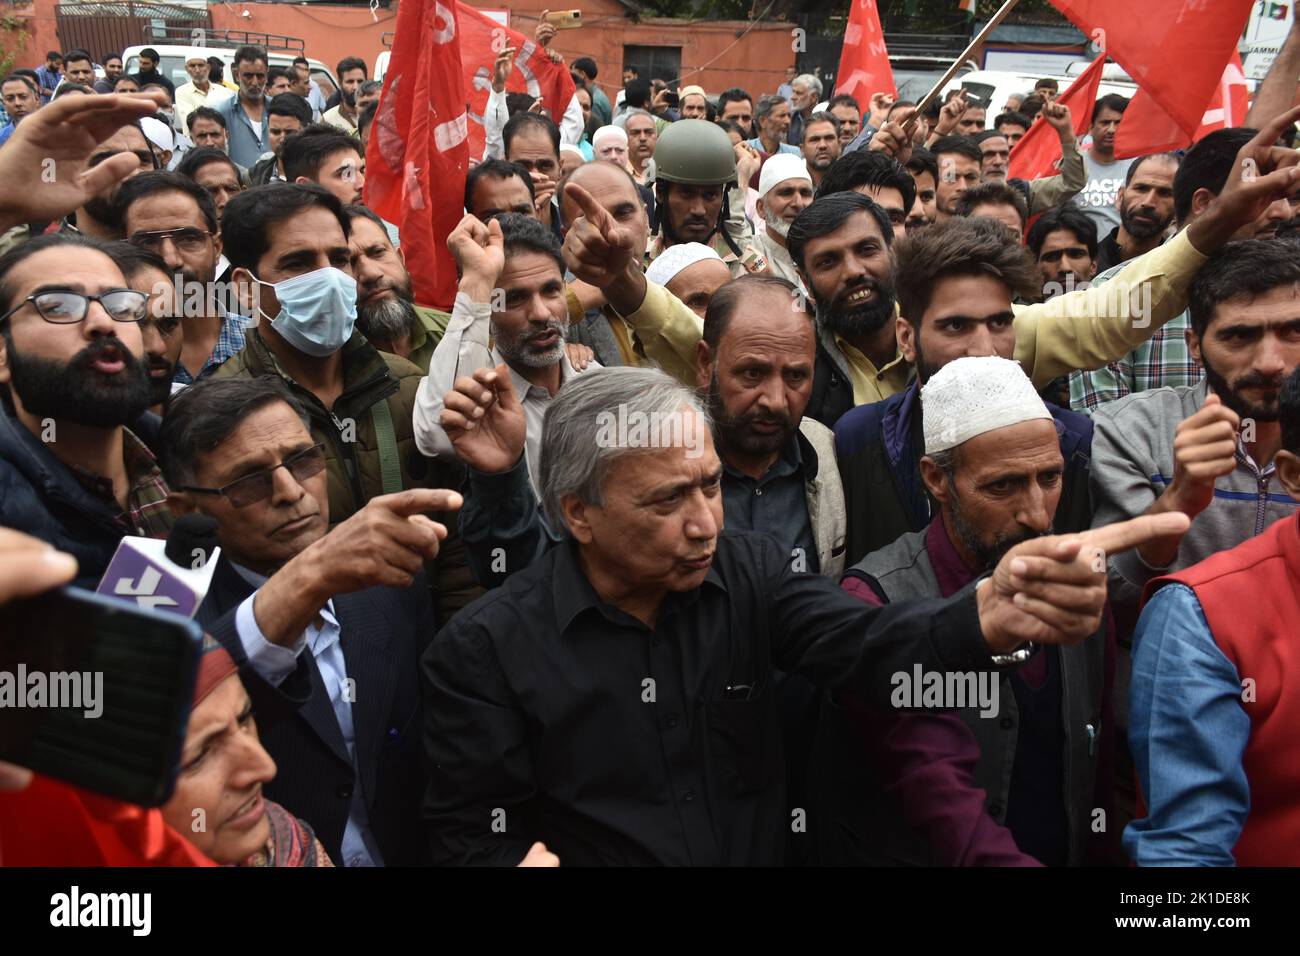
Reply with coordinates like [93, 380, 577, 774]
[645, 242, 723, 286]
[921, 355, 1051, 454]
[757, 153, 811, 199]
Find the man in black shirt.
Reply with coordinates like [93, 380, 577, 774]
[421, 364, 1186, 865]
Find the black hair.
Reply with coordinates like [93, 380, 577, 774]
[341, 202, 390, 237]
[1187, 238, 1300, 338]
[187, 105, 227, 133]
[826, 93, 861, 114]
[113, 170, 219, 235]
[175, 146, 242, 185]
[805, 111, 841, 138]
[703, 274, 806, 352]
[464, 159, 536, 215]
[624, 78, 651, 111]
[994, 111, 1032, 131]
[505, 91, 537, 116]
[1173, 127, 1254, 225]
[63, 50, 92, 68]
[220, 182, 350, 272]
[571, 57, 598, 79]
[494, 212, 565, 276]
[139, 48, 159, 62]
[905, 147, 939, 184]
[1025, 204, 1099, 259]
[1, 74, 37, 97]
[103, 52, 122, 64]
[267, 91, 313, 125]
[1125, 151, 1181, 187]
[930, 135, 982, 163]
[53, 83, 93, 99]
[973, 129, 1009, 146]
[815, 149, 916, 210]
[103, 240, 171, 282]
[280, 123, 362, 182]
[159, 376, 311, 487]
[787, 192, 894, 273]
[503, 111, 560, 160]
[717, 88, 753, 112]
[1280, 366, 1300, 454]
[0, 233, 117, 315]
[954, 181, 1029, 227]
[358, 101, 378, 134]
[1035, 77, 1058, 92]
[232, 45, 268, 69]
[1091, 93, 1130, 124]
[336, 56, 367, 79]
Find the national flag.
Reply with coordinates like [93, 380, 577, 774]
[958, 0, 977, 17]
[457, 1, 576, 162]
[835, 0, 897, 102]
[1049, 0, 1255, 148]
[366, 0, 469, 310]
[1007, 51, 1106, 182]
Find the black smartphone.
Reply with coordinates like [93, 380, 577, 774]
[0, 586, 201, 807]
[665, 90, 680, 108]
[960, 81, 996, 110]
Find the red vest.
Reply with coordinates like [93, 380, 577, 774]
[1144, 513, 1300, 866]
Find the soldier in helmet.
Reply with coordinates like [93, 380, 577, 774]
[648, 119, 754, 277]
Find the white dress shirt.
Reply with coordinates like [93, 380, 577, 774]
[482, 87, 585, 161]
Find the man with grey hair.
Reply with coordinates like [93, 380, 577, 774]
[813, 356, 1112, 866]
[419, 363, 1187, 866]
[787, 73, 824, 148]
[747, 95, 800, 156]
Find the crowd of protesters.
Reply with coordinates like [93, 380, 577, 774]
[2, 12, 1300, 869]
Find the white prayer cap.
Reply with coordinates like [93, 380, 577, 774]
[758, 153, 811, 199]
[646, 242, 723, 286]
[921, 356, 1051, 455]
[680, 84, 706, 100]
[139, 116, 174, 154]
[560, 143, 585, 158]
[593, 125, 628, 148]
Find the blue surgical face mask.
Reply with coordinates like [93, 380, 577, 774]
[252, 267, 358, 357]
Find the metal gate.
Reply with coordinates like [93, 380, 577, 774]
[54, 2, 211, 61]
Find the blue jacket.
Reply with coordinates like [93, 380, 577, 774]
[833, 380, 1095, 566]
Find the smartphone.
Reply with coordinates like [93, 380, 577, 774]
[959, 81, 995, 110]
[665, 90, 680, 108]
[544, 10, 582, 29]
[0, 586, 202, 807]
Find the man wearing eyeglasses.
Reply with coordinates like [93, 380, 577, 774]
[114, 171, 249, 385]
[0, 232, 170, 585]
[159, 374, 456, 866]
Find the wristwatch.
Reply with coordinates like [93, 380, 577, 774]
[990, 642, 1037, 666]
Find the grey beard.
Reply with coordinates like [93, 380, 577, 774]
[491, 319, 566, 369]
[763, 208, 792, 239]
[948, 486, 1053, 571]
[357, 295, 419, 346]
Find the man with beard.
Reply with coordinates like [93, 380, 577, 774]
[215, 46, 270, 169]
[1027, 205, 1098, 300]
[812, 355, 1111, 867]
[752, 154, 814, 292]
[109, 243, 182, 415]
[321, 57, 366, 134]
[973, 130, 1010, 184]
[904, 149, 938, 233]
[71, 122, 163, 238]
[1095, 153, 1179, 273]
[748, 95, 799, 157]
[1070, 127, 1298, 413]
[827, 94, 862, 147]
[1090, 239, 1300, 609]
[785, 73, 823, 149]
[414, 212, 595, 494]
[791, 109, 1300, 430]
[800, 113, 841, 191]
[343, 203, 449, 372]
[0, 233, 168, 584]
[115, 171, 249, 385]
[831, 217, 1095, 566]
[648, 119, 750, 276]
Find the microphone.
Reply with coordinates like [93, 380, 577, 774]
[95, 515, 222, 619]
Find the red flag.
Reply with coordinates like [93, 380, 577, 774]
[1114, 51, 1250, 158]
[1007, 52, 1106, 181]
[835, 0, 896, 102]
[457, 2, 576, 162]
[366, 0, 469, 310]
[1049, 0, 1254, 143]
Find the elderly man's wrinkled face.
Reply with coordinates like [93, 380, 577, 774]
[0, 246, 150, 429]
[759, 100, 791, 142]
[698, 289, 815, 468]
[169, 400, 330, 570]
[899, 272, 1016, 383]
[565, 407, 722, 596]
[665, 258, 731, 318]
[978, 135, 1010, 182]
[192, 159, 242, 222]
[235, 57, 267, 101]
[186, 58, 210, 83]
[625, 114, 657, 167]
[595, 137, 628, 164]
[123, 188, 219, 287]
[791, 81, 816, 113]
[161, 674, 277, 865]
[681, 93, 707, 120]
[921, 418, 1063, 571]
[759, 178, 813, 239]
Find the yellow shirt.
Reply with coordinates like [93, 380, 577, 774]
[834, 337, 911, 405]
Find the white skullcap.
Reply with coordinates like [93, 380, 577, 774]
[680, 84, 706, 100]
[560, 143, 585, 158]
[758, 153, 811, 199]
[921, 356, 1051, 455]
[645, 242, 723, 286]
[593, 125, 627, 148]
[139, 116, 174, 153]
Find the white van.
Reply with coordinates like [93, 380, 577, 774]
[939, 68, 1138, 119]
[121, 42, 338, 102]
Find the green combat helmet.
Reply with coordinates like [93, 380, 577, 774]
[653, 119, 738, 185]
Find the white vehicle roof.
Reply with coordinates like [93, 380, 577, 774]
[940, 68, 1137, 118]
[121, 45, 338, 93]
